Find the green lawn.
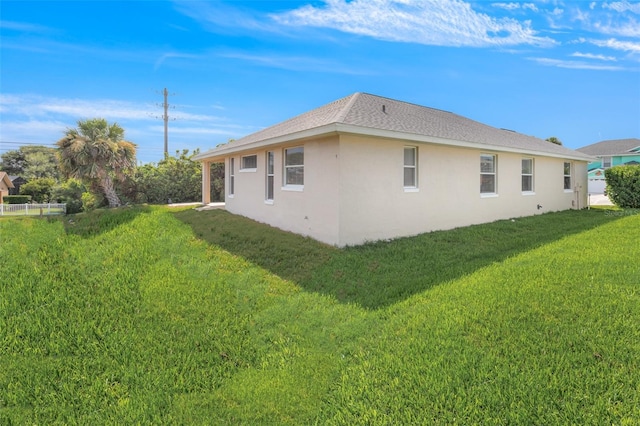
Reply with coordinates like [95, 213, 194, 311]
[1, 206, 638, 424]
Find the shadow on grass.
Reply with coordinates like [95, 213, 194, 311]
[59, 205, 153, 238]
[174, 207, 622, 310]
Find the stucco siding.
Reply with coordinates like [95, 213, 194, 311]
[216, 134, 587, 247]
[224, 137, 341, 245]
[335, 135, 588, 246]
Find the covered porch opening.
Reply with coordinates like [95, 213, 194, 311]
[201, 160, 225, 205]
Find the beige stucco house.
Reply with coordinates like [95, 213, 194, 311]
[0, 172, 15, 204]
[194, 93, 591, 247]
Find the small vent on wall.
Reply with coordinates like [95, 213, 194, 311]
[382, 104, 386, 114]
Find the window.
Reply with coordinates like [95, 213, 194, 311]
[241, 154, 257, 170]
[229, 157, 235, 196]
[403, 147, 417, 188]
[563, 162, 572, 190]
[602, 156, 612, 169]
[522, 158, 534, 192]
[265, 151, 274, 201]
[284, 147, 304, 187]
[480, 154, 497, 194]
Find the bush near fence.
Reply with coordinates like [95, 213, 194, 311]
[3, 195, 32, 204]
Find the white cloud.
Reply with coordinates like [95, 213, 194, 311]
[0, 119, 69, 143]
[592, 18, 640, 37]
[492, 3, 520, 11]
[591, 38, 640, 53]
[552, 8, 564, 16]
[148, 125, 239, 136]
[173, 1, 282, 35]
[0, 20, 54, 33]
[571, 1, 640, 37]
[0, 94, 239, 163]
[571, 52, 617, 61]
[219, 51, 374, 75]
[154, 52, 201, 71]
[40, 100, 156, 121]
[602, 1, 640, 14]
[272, 0, 556, 48]
[0, 94, 220, 122]
[528, 57, 625, 70]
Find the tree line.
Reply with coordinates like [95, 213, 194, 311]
[0, 118, 224, 213]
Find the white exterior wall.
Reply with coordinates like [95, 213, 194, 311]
[220, 134, 587, 247]
[224, 136, 341, 245]
[336, 135, 588, 246]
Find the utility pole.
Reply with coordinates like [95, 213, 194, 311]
[155, 87, 175, 156]
[163, 88, 169, 156]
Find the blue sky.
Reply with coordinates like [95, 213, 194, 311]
[1, 0, 639, 164]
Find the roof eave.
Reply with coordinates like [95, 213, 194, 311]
[193, 123, 594, 162]
[192, 124, 340, 161]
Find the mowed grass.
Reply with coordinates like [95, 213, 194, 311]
[1, 206, 639, 424]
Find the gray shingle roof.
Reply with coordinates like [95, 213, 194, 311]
[577, 138, 640, 156]
[194, 92, 592, 161]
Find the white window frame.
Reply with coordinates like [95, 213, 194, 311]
[283, 146, 304, 191]
[480, 154, 498, 196]
[228, 157, 235, 198]
[240, 154, 257, 172]
[403, 146, 418, 192]
[602, 156, 612, 169]
[265, 151, 274, 203]
[521, 157, 534, 194]
[564, 161, 572, 191]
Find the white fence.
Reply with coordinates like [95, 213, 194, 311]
[0, 203, 67, 216]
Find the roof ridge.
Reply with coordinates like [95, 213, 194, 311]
[357, 92, 456, 115]
[333, 92, 362, 123]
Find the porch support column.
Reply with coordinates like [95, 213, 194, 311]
[202, 161, 211, 204]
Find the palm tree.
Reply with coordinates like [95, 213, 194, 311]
[545, 136, 562, 145]
[56, 118, 136, 208]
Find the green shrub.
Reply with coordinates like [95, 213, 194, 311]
[19, 177, 56, 203]
[3, 195, 31, 204]
[81, 191, 101, 212]
[52, 179, 86, 214]
[605, 165, 640, 208]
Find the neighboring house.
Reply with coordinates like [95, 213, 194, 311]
[194, 93, 591, 247]
[577, 138, 640, 194]
[9, 176, 27, 195]
[0, 172, 15, 204]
